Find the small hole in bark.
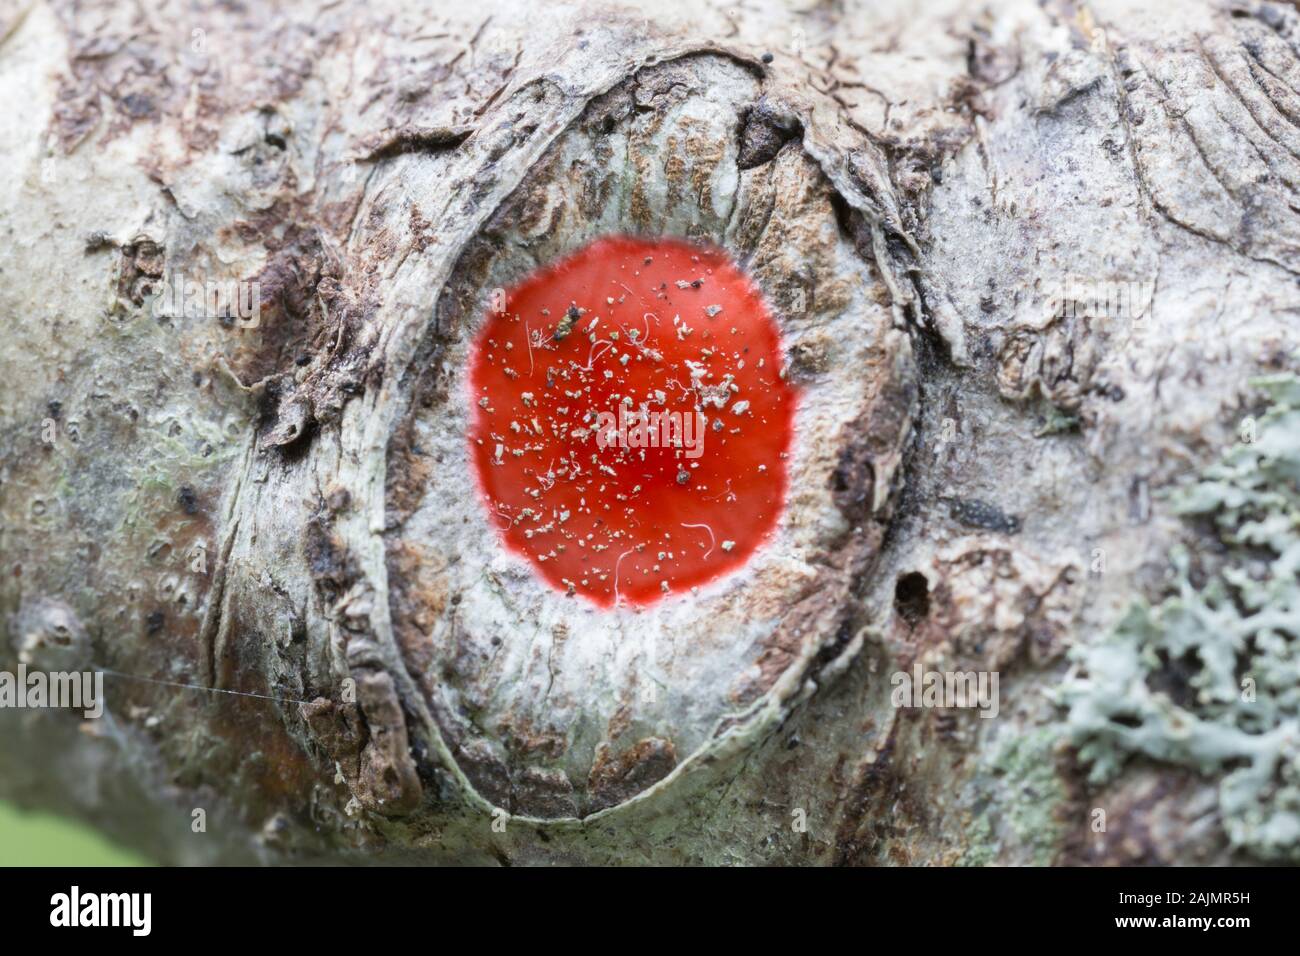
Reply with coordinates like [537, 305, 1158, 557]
[894, 572, 930, 626]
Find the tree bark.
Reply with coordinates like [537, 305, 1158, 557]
[2, 0, 1299, 864]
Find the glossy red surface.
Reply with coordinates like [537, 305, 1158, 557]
[468, 235, 796, 607]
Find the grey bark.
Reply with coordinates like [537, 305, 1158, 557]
[1, 0, 1298, 864]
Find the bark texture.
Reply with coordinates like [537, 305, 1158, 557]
[1, 0, 1299, 864]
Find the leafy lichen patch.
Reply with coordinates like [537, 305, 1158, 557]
[1061, 374, 1300, 861]
[961, 726, 1067, 866]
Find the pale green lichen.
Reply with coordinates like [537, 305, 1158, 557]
[957, 811, 999, 867]
[1060, 375, 1300, 861]
[963, 725, 1066, 865]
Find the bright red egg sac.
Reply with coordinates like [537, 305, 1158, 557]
[467, 235, 797, 607]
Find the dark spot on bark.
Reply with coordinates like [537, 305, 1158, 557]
[258, 380, 316, 453]
[145, 609, 165, 635]
[356, 124, 473, 162]
[177, 486, 199, 515]
[894, 572, 930, 626]
[120, 92, 156, 119]
[737, 97, 802, 170]
[1147, 648, 1201, 711]
[945, 497, 1021, 534]
[830, 443, 875, 520]
[305, 513, 360, 598]
[326, 486, 351, 513]
[84, 231, 115, 253]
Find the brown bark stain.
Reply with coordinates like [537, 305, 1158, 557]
[1059, 762, 1224, 865]
[587, 736, 678, 814]
[384, 540, 444, 686]
[197, 596, 321, 817]
[354, 669, 424, 816]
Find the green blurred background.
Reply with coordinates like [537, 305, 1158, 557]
[0, 800, 148, 866]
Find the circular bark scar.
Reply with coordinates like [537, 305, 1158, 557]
[384, 54, 917, 820]
[467, 234, 798, 607]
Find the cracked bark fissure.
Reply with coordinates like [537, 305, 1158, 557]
[2, 0, 1300, 864]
